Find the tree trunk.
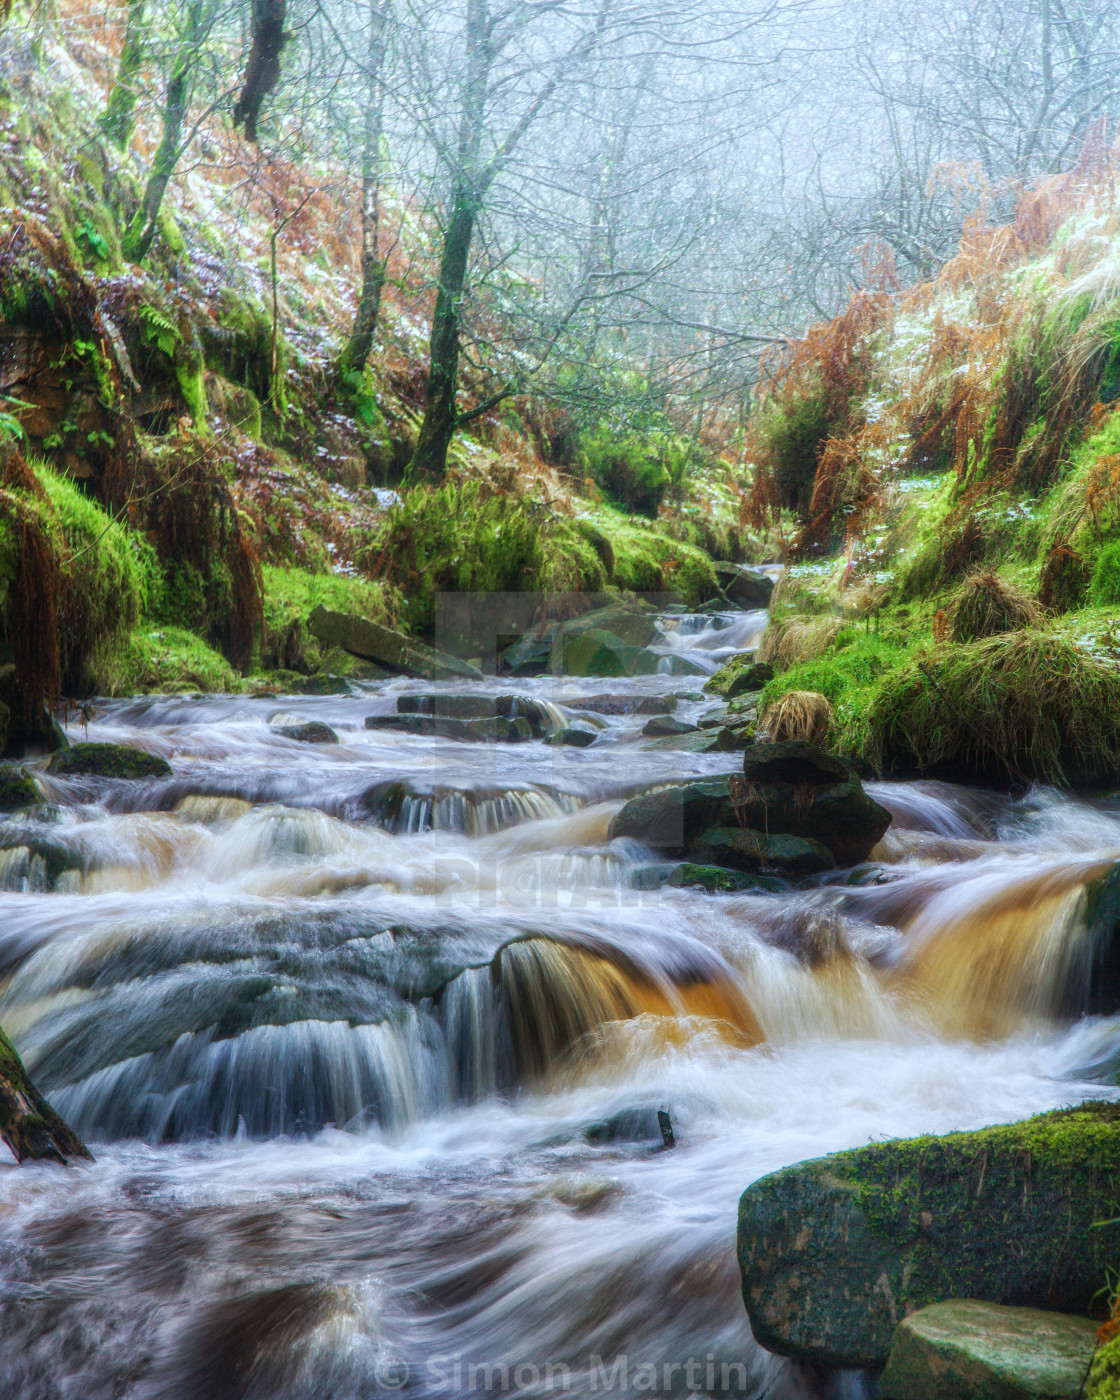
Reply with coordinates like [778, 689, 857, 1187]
[232, 0, 287, 143]
[121, 0, 204, 263]
[338, 0, 391, 379]
[99, 0, 148, 150]
[0, 1026, 92, 1165]
[408, 190, 478, 479]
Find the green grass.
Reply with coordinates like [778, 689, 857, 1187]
[262, 565, 397, 634]
[865, 629, 1120, 783]
[760, 627, 917, 758]
[590, 509, 717, 605]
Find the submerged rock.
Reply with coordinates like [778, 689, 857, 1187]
[737, 1101, 1120, 1369]
[548, 721, 599, 748]
[307, 606, 482, 680]
[880, 1300, 1098, 1400]
[48, 742, 172, 779]
[275, 722, 339, 745]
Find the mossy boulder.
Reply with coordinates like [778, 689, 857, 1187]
[0, 767, 41, 809]
[704, 653, 762, 697]
[726, 663, 774, 699]
[690, 827, 834, 877]
[665, 863, 785, 894]
[562, 629, 661, 678]
[737, 1102, 1120, 1369]
[48, 742, 172, 779]
[880, 1300, 1098, 1400]
[716, 565, 774, 609]
[1087, 1332, 1120, 1400]
[0, 1024, 92, 1165]
[608, 747, 889, 868]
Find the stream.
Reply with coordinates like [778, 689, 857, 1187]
[0, 598, 1117, 1399]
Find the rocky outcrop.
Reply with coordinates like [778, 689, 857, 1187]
[737, 1102, 1120, 1369]
[307, 606, 483, 680]
[880, 1300, 1098, 1400]
[715, 564, 775, 609]
[49, 742, 172, 779]
[608, 742, 890, 871]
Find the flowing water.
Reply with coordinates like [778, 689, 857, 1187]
[0, 601, 1118, 1400]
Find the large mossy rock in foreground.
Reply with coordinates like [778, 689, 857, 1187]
[49, 742, 172, 779]
[608, 742, 890, 870]
[880, 1300, 1098, 1400]
[308, 606, 483, 680]
[0, 1025, 91, 1165]
[737, 1102, 1120, 1369]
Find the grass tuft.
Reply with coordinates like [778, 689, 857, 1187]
[759, 690, 833, 745]
[950, 572, 1041, 642]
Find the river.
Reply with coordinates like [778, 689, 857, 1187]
[0, 599, 1116, 1399]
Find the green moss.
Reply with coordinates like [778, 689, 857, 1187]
[175, 363, 209, 433]
[104, 626, 241, 694]
[1087, 1333, 1120, 1400]
[0, 767, 41, 810]
[262, 565, 396, 635]
[591, 510, 716, 604]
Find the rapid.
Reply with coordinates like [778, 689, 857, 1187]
[0, 600, 1117, 1400]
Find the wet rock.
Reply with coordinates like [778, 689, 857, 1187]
[1078, 861, 1120, 1016]
[0, 1023, 92, 1165]
[666, 863, 783, 894]
[880, 1300, 1098, 1400]
[275, 722, 339, 745]
[703, 653, 761, 697]
[662, 655, 709, 676]
[715, 721, 757, 751]
[737, 1101, 1120, 1369]
[689, 828, 834, 877]
[48, 742, 172, 779]
[698, 707, 731, 729]
[641, 716, 698, 738]
[637, 696, 677, 715]
[584, 1106, 667, 1147]
[715, 564, 774, 609]
[549, 722, 599, 748]
[725, 663, 773, 699]
[0, 768, 41, 810]
[307, 606, 483, 680]
[502, 602, 658, 675]
[562, 629, 661, 678]
[743, 741, 854, 787]
[643, 730, 721, 753]
[609, 762, 889, 868]
[397, 692, 554, 737]
[365, 713, 533, 743]
[289, 671, 355, 695]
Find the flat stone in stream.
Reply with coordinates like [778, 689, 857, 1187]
[308, 606, 482, 680]
[565, 695, 674, 716]
[737, 1101, 1120, 1369]
[880, 1300, 1098, 1400]
[366, 713, 534, 743]
[548, 721, 599, 747]
[48, 742, 172, 779]
[396, 692, 554, 737]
